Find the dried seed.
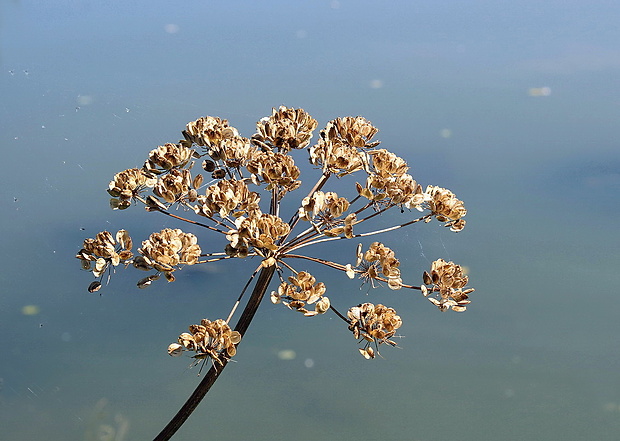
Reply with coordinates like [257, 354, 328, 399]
[88, 281, 102, 293]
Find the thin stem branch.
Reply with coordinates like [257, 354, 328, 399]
[156, 209, 229, 235]
[279, 172, 330, 244]
[281, 253, 348, 272]
[225, 264, 262, 323]
[283, 253, 422, 290]
[284, 213, 433, 253]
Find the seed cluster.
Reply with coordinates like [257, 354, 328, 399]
[225, 213, 290, 258]
[168, 319, 241, 365]
[194, 179, 260, 219]
[271, 271, 330, 317]
[144, 142, 194, 172]
[252, 106, 318, 152]
[78, 106, 474, 363]
[309, 116, 380, 175]
[76, 230, 133, 292]
[108, 168, 157, 209]
[139, 228, 201, 273]
[422, 259, 473, 312]
[424, 185, 467, 232]
[347, 303, 402, 359]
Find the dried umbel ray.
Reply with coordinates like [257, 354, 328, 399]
[76, 106, 474, 439]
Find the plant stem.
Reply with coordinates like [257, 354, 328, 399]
[153, 264, 276, 441]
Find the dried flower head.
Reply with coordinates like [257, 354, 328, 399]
[368, 149, 408, 177]
[246, 151, 301, 194]
[139, 228, 201, 273]
[356, 242, 402, 290]
[170, 318, 242, 365]
[422, 259, 474, 312]
[360, 172, 425, 209]
[309, 137, 368, 176]
[219, 135, 260, 169]
[252, 106, 318, 152]
[323, 116, 380, 149]
[424, 185, 467, 231]
[153, 168, 193, 204]
[194, 179, 261, 219]
[108, 168, 157, 209]
[347, 303, 402, 358]
[272, 271, 329, 316]
[144, 142, 194, 173]
[308, 114, 380, 176]
[78, 105, 475, 384]
[298, 191, 350, 222]
[183, 116, 239, 151]
[225, 212, 290, 257]
[76, 230, 133, 282]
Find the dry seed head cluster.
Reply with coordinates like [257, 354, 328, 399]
[183, 116, 239, 150]
[108, 168, 157, 209]
[298, 191, 350, 221]
[194, 179, 261, 219]
[422, 259, 474, 312]
[139, 228, 201, 273]
[168, 319, 241, 365]
[252, 106, 318, 152]
[153, 168, 193, 204]
[76, 230, 133, 292]
[218, 136, 259, 169]
[226, 213, 291, 258]
[271, 271, 330, 316]
[347, 303, 402, 359]
[77, 106, 474, 363]
[247, 151, 301, 194]
[424, 185, 467, 232]
[144, 142, 194, 172]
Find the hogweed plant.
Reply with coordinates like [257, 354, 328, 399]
[76, 106, 474, 440]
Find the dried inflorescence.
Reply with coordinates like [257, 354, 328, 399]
[359, 172, 426, 209]
[247, 150, 301, 194]
[108, 168, 157, 209]
[297, 191, 356, 238]
[424, 185, 467, 232]
[369, 149, 408, 177]
[271, 271, 330, 316]
[76, 230, 134, 292]
[345, 242, 402, 290]
[78, 106, 474, 365]
[323, 116, 380, 150]
[309, 117, 380, 175]
[298, 191, 350, 222]
[153, 168, 194, 204]
[194, 179, 261, 219]
[225, 212, 290, 258]
[184, 116, 239, 150]
[144, 142, 194, 173]
[347, 303, 402, 359]
[168, 318, 241, 366]
[252, 106, 318, 152]
[422, 259, 474, 312]
[139, 228, 201, 273]
[219, 136, 260, 169]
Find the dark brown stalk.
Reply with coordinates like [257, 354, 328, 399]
[153, 264, 276, 441]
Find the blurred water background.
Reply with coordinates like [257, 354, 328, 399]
[1, 1, 619, 440]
